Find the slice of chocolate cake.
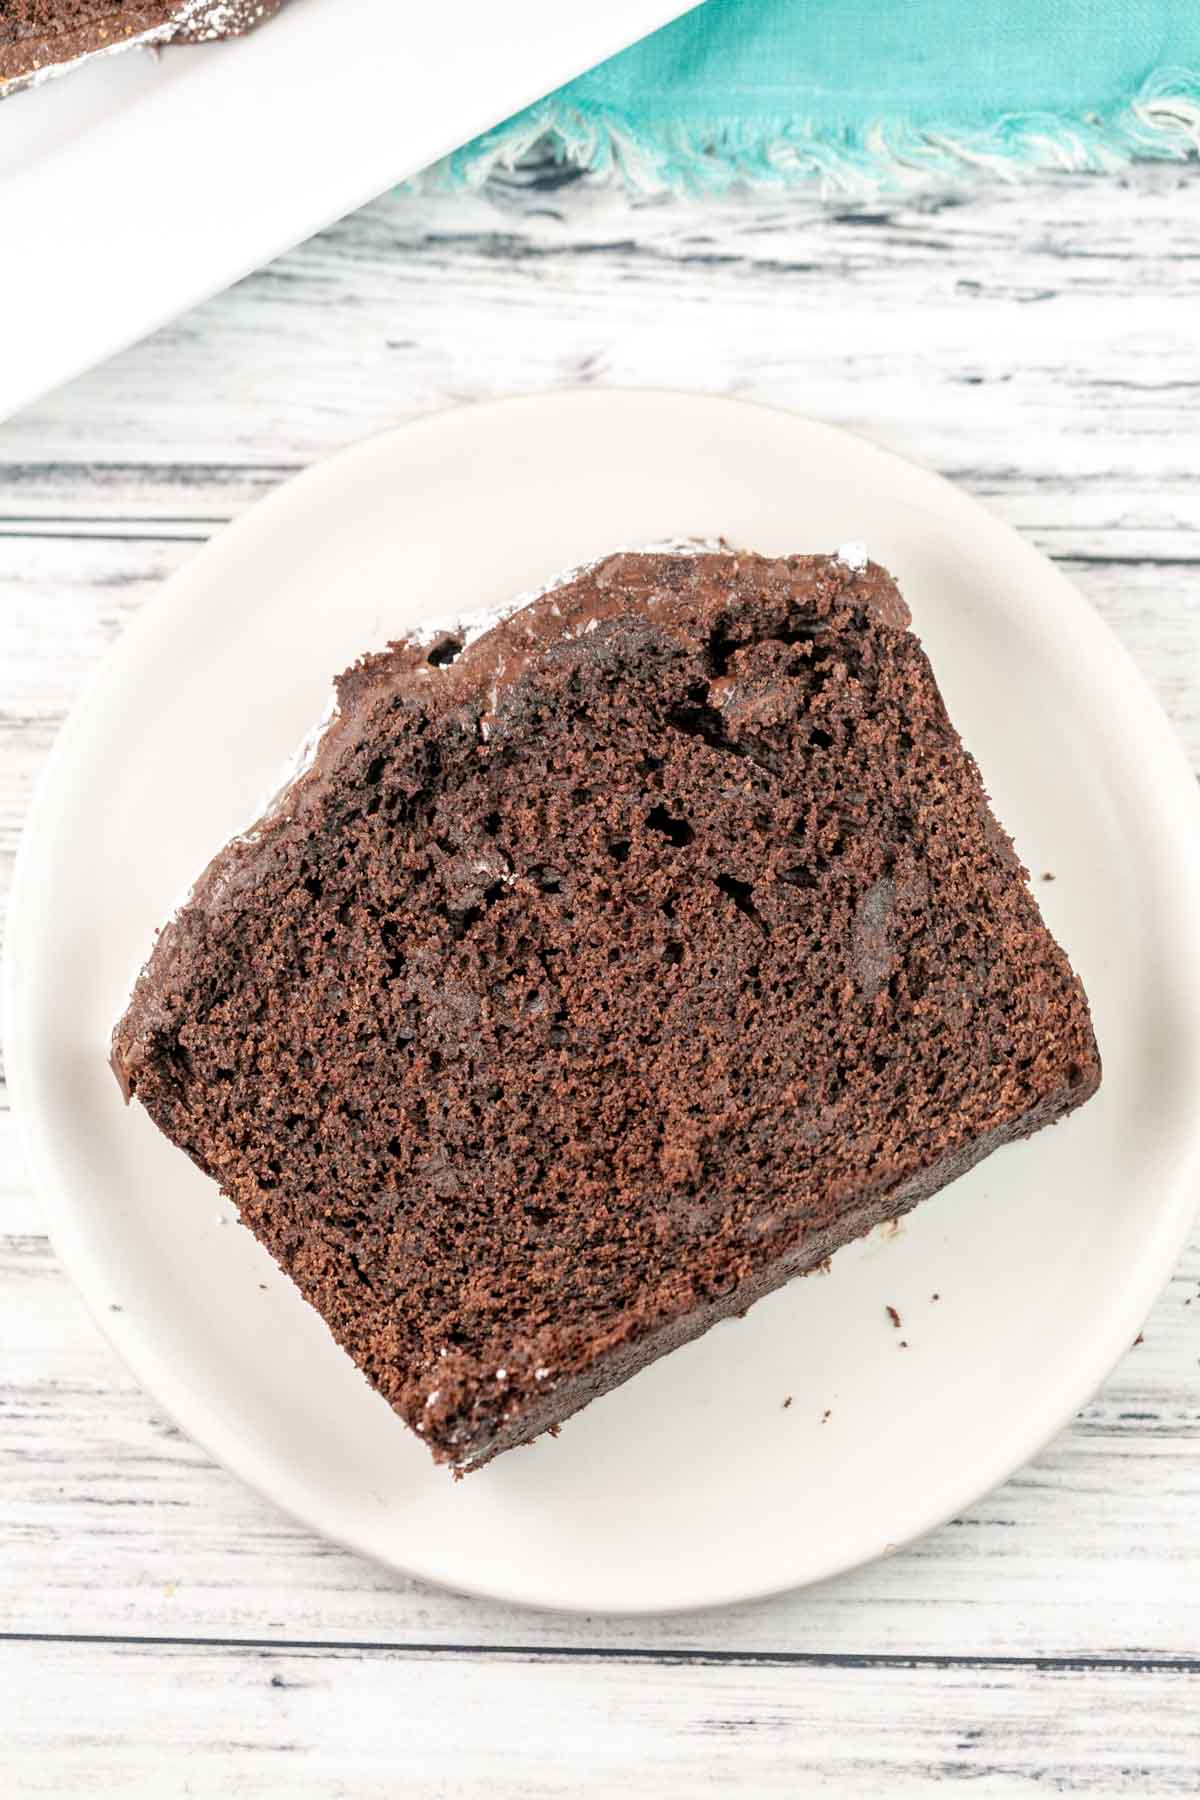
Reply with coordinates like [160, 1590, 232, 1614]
[0, 1, 286, 96]
[111, 550, 1101, 1471]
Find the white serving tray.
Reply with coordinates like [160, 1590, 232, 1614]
[0, 0, 698, 420]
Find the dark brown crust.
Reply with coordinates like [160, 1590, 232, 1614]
[111, 550, 1101, 1471]
[0, 1, 284, 85]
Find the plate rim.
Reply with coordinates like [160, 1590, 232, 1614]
[8, 388, 1200, 1615]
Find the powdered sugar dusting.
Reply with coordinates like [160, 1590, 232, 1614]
[836, 541, 869, 574]
[173, 0, 272, 37]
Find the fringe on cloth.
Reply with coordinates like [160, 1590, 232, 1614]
[420, 66, 1200, 199]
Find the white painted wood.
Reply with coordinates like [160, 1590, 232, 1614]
[4, 165, 1200, 499]
[4, 1642, 1200, 1797]
[1, 155, 1198, 1791]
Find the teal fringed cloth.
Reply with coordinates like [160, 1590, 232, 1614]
[439, 0, 1200, 194]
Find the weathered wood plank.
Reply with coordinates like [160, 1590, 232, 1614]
[3, 165, 1199, 485]
[2, 1640, 1197, 1796]
[2, 463, 1197, 567]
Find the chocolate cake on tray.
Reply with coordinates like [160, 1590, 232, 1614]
[0, 1, 286, 96]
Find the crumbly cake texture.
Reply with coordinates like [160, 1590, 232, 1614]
[0, 1, 283, 90]
[111, 551, 1101, 1471]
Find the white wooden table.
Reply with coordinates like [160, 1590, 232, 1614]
[2, 158, 1198, 1797]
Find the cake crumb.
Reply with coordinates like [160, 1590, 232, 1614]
[899, 1339, 909, 1348]
[109, 545, 1102, 1475]
[821, 1409, 832, 1423]
[931, 1292, 940, 1302]
[1133, 1333, 1144, 1347]
[1041, 871, 1056, 882]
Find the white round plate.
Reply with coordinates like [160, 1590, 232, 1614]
[9, 391, 1200, 1614]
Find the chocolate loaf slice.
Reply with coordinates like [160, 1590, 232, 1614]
[1, 1, 285, 95]
[111, 550, 1100, 1471]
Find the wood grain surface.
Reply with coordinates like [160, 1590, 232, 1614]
[1, 156, 1198, 1795]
